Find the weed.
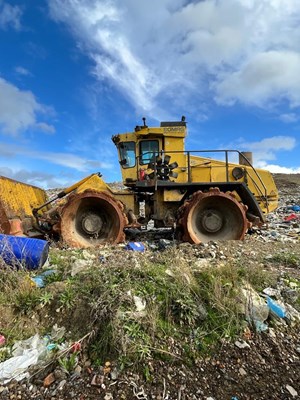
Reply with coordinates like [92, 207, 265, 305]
[14, 282, 40, 314]
[269, 252, 300, 268]
[59, 287, 76, 309]
[44, 271, 64, 285]
[58, 352, 78, 374]
[39, 291, 54, 307]
[0, 347, 10, 362]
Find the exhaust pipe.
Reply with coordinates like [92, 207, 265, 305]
[239, 152, 253, 166]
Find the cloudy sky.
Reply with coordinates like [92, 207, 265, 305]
[0, 0, 299, 188]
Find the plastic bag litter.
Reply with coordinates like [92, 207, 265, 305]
[241, 284, 269, 328]
[0, 334, 52, 383]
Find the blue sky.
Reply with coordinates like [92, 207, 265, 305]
[0, 0, 300, 188]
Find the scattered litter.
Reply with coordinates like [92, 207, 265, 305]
[262, 287, 281, 298]
[254, 320, 268, 332]
[133, 296, 146, 312]
[288, 205, 300, 212]
[71, 258, 92, 276]
[286, 384, 298, 398]
[241, 285, 269, 330]
[285, 303, 300, 324]
[0, 336, 5, 347]
[0, 334, 52, 383]
[0, 234, 49, 270]
[267, 297, 286, 318]
[125, 242, 145, 252]
[284, 214, 299, 222]
[51, 324, 66, 341]
[158, 238, 173, 250]
[31, 269, 56, 288]
[235, 340, 250, 349]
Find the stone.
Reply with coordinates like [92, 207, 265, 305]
[43, 373, 56, 387]
[286, 384, 298, 398]
[235, 340, 250, 349]
[57, 379, 67, 391]
[91, 374, 104, 386]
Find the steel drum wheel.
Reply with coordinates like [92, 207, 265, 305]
[178, 188, 250, 244]
[60, 190, 127, 248]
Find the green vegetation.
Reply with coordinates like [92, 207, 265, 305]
[58, 352, 78, 374]
[0, 246, 298, 370]
[267, 252, 300, 268]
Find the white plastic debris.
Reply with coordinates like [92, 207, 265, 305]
[263, 287, 281, 298]
[71, 259, 92, 276]
[133, 296, 146, 312]
[241, 284, 269, 328]
[0, 334, 50, 383]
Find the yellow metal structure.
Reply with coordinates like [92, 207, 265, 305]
[112, 118, 279, 242]
[0, 176, 47, 235]
[113, 119, 278, 214]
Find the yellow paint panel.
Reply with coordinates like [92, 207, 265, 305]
[76, 174, 112, 194]
[0, 176, 47, 218]
[163, 190, 185, 202]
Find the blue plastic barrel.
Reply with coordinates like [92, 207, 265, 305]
[0, 234, 49, 270]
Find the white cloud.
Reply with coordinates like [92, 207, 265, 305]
[0, 166, 68, 188]
[255, 162, 300, 174]
[48, 0, 300, 116]
[214, 51, 300, 107]
[15, 66, 31, 76]
[0, 1, 22, 30]
[0, 78, 54, 136]
[238, 135, 296, 153]
[0, 143, 112, 172]
[230, 135, 299, 173]
[35, 122, 56, 134]
[279, 113, 299, 123]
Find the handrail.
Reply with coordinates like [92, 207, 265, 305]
[135, 149, 269, 211]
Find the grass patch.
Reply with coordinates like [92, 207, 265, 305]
[0, 246, 280, 370]
[268, 252, 300, 268]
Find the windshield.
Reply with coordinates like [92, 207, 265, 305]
[139, 140, 159, 165]
[119, 142, 136, 168]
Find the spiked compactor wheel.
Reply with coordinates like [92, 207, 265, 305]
[60, 190, 127, 248]
[178, 188, 250, 244]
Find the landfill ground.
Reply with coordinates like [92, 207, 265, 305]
[1, 173, 300, 400]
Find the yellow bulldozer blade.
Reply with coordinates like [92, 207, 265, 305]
[0, 176, 47, 236]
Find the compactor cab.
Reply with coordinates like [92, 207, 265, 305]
[112, 117, 187, 185]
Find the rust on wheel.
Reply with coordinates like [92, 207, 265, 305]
[60, 190, 127, 248]
[178, 188, 250, 244]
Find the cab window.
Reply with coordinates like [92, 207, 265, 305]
[119, 142, 136, 168]
[139, 140, 159, 165]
